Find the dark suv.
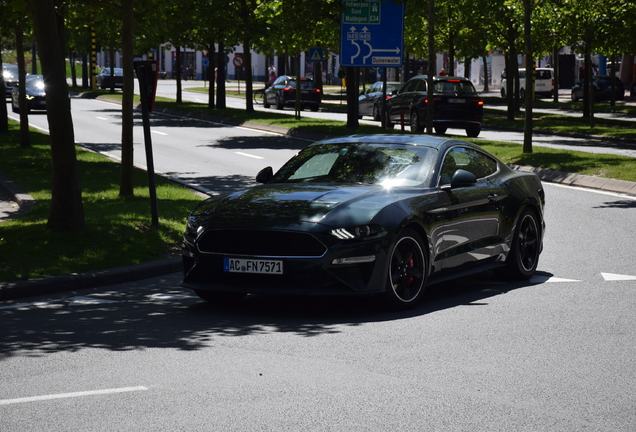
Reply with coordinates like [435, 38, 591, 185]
[386, 75, 484, 137]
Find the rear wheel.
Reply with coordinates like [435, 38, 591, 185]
[385, 229, 427, 309]
[466, 126, 481, 137]
[504, 208, 541, 279]
[410, 110, 424, 133]
[372, 104, 381, 121]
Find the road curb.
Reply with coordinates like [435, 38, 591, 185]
[0, 257, 181, 302]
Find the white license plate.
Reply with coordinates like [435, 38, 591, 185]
[448, 98, 465, 104]
[224, 258, 283, 274]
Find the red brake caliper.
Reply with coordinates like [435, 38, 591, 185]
[406, 256, 414, 285]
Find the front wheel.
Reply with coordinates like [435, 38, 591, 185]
[263, 93, 271, 108]
[385, 229, 427, 309]
[504, 209, 541, 279]
[276, 95, 284, 110]
[372, 104, 381, 121]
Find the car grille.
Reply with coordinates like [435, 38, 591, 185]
[197, 229, 327, 257]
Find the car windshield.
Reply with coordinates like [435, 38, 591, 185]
[288, 79, 316, 90]
[272, 143, 436, 187]
[25, 75, 44, 89]
[434, 80, 477, 95]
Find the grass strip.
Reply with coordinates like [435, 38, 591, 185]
[0, 122, 203, 282]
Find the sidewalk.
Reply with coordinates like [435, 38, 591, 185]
[2, 100, 636, 302]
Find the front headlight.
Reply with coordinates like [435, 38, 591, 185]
[184, 216, 204, 238]
[330, 224, 386, 240]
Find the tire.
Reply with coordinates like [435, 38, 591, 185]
[504, 208, 541, 279]
[385, 229, 427, 309]
[466, 126, 481, 138]
[410, 110, 424, 133]
[372, 104, 381, 121]
[276, 95, 284, 110]
[194, 289, 247, 304]
[263, 94, 271, 108]
[434, 126, 447, 135]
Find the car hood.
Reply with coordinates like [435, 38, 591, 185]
[190, 183, 406, 230]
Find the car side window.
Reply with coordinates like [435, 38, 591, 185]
[439, 147, 498, 185]
[415, 79, 427, 92]
[400, 80, 418, 93]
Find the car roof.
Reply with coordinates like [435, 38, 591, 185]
[408, 75, 471, 81]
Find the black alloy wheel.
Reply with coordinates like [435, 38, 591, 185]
[386, 229, 427, 308]
[505, 209, 540, 279]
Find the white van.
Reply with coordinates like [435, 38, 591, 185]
[501, 67, 554, 98]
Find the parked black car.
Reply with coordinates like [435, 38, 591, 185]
[571, 75, 625, 102]
[263, 75, 321, 111]
[386, 75, 484, 137]
[182, 134, 545, 309]
[358, 81, 402, 120]
[3, 63, 19, 98]
[11, 75, 46, 113]
[96, 67, 124, 89]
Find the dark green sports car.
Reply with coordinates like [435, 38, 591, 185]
[182, 134, 545, 309]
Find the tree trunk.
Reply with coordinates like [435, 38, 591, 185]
[294, 52, 301, 119]
[243, 38, 253, 113]
[119, 0, 135, 197]
[0, 48, 8, 133]
[345, 67, 358, 128]
[29, 0, 84, 230]
[522, 0, 533, 154]
[175, 45, 182, 103]
[207, 38, 215, 109]
[16, 24, 31, 148]
[217, 38, 226, 109]
[426, 0, 435, 134]
[482, 55, 489, 92]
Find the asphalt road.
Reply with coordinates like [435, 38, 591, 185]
[1, 183, 635, 431]
[2, 93, 636, 430]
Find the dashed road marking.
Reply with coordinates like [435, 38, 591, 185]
[0, 386, 148, 406]
[601, 272, 636, 281]
[235, 151, 264, 159]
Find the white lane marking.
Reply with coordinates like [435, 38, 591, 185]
[152, 130, 168, 135]
[530, 275, 581, 283]
[0, 386, 148, 405]
[96, 116, 109, 121]
[602, 272, 636, 281]
[235, 151, 264, 159]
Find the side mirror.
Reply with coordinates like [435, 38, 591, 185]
[449, 169, 476, 188]
[256, 166, 273, 184]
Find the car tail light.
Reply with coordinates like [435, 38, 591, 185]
[471, 98, 484, 105]
[422, 96, 443, 103]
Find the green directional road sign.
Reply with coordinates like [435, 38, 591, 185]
[340, 0, 404, 67]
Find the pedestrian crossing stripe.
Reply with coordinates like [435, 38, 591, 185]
[601, 273, 636, 281]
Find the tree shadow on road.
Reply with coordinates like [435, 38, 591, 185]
[0, 270, 551, 360]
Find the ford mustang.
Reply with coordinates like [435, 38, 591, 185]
[182, 134, 545, 309]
